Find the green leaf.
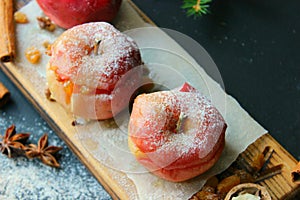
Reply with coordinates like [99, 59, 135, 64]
[182, 0, 212, 17]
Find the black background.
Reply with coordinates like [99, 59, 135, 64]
[131, 0, 300, 160]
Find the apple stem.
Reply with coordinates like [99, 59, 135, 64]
[93, 39, 102, 55]
[176, 112, 187, 133]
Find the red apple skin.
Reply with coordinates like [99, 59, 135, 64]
[36, 0, 122, 29]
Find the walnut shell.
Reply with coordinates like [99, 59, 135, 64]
[224, 183, 271, 200]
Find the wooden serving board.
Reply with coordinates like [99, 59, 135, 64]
[1, 0, 300, 199]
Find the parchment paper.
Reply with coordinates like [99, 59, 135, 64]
[15, 1, 267, 199]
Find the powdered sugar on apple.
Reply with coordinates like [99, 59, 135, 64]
[47, 22, 143, 120]
[131, 90, 223, 156]
[50, 22, 141, 89]
[129, 87, 226, 170]
[157, 91, 224, 159]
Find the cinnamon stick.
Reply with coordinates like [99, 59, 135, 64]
[0, 82, 10, 108]
[0, 0, 15, 62]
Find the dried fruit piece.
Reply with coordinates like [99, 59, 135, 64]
[195, 191, 220, 200]
[202, 186, 216, 193]
[190, 196, 198, 200]
[234, 170, 255, 183]
[43, 41, 52, 56]
[45, 88, 55, 102]
[25, 47, 41, 64]
[252, 152, 265, 172]
[14, 11, 29, 23]
[43, 41, 51, 49]
[252, 146, 273, 173]
[205, 176, 219, 188]
[217, 175, 241, 194]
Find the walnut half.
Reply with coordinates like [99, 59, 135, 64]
[37, 16, 56, 32]
[224, 183, 271, 200]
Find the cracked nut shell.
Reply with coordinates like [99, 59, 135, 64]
[225, 183, 271, 200]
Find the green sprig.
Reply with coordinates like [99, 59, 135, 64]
[182, 0, 212, 17]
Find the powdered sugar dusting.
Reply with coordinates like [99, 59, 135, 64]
[49, 22, 142, 90]
[129, 86, 226, 169]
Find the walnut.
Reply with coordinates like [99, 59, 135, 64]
[37, 16, 56, 32]
[224, 183, 271, 200]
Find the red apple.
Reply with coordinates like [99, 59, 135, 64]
[46, 22, 142, 120]
[36, 0, 122, 29]
[128, 83, 227, 182]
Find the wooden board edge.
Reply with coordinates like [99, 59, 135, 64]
[263, 134, 300, 199]
[240, 133, 300, 199]
[264, 133, 299, 164]
[127, 0, 156, 26]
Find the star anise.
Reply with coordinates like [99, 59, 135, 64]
[0, 125, 30, 158]
[24, 133, 62, 168]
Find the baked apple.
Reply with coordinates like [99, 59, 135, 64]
[46, 22, 142, 120]
[36, 0, 122, 29]
[128, 82, 227, 182]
